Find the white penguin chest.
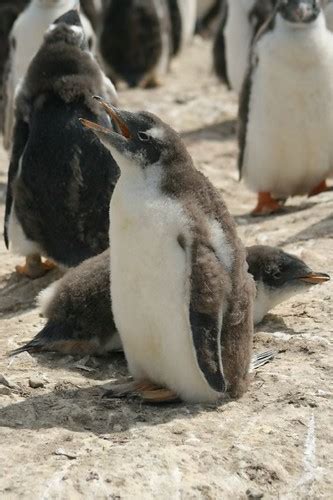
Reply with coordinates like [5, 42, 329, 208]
[244, 17, 333, 196]
[109, 170, 219, 403]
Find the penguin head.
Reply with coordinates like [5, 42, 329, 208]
[277, 0, 322, 24]
[80, 98, 188, 171]
[247, 245, 330, 323]
[44, 9, 88, 50]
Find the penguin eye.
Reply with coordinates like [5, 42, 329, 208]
[273, 270, 282, 280]
[138, 131, 150, 142]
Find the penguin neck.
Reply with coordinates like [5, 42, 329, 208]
[275, 11, 326, 34]
[112, 153, 163, 195]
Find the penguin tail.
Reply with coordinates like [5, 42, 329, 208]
[250, 350, 276, 372]
[9, 322, 72, 356]
[10, 322, 99, 356]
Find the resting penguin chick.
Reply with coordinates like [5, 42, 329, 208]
[247, 245, 330, 324]
[239, 0, 333, 215]
[80, 98, 255, 404]
[213, 0, 276, 92]
[10, 245, 330, 357]
[4, 10, 119, 279]
[99, 0, 171, 88]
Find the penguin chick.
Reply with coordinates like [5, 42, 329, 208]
[81, 98, 255, 404]
[239, 0, 333, 215]
[3, 0, 96, 150]
[99, 0, 171, 88]
[11, 245, 330, 357]
[247, 245, 330, 324]
[213, 0, 276, 92]
[4, 10, 119, 279]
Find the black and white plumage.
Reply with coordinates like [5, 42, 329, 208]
[81, 99, 254, 403]
[4, 10, 119, 278]
[213, 0, 276, 92]
[238, 0, 333, 215]
[10, 246, 330, 357]
[2, 0, 96, 150]
[99, 0, 171, 88]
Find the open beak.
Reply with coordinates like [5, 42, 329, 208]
[298, 272, 330, 285]
[79, 97, 132, 138]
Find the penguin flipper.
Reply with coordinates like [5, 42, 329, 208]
[4, 117, 29, 248]
[212, 2, 229, 86]
[189, 242, 227, 394]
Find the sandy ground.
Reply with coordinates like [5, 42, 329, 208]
[0, 38, 332, 499]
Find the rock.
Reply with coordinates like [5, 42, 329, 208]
[246, 489, 264, 500]
[54, 448, 77, 460]
[0, 374, 15, 388]
[29, 377, 44, 389]
[0, 386, 11, 395]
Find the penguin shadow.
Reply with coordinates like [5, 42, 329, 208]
[255, 314, 297, 336]
[281, 212, 333, 245]
[234, 200, 318, 226]
[0, 268, 63, 318]
[0, 376, 224, 436]
[181, 118, 236, 143]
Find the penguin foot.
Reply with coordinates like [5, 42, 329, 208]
[143, 75, 162, 89]
[103, 380, 179, 403]
[251, 192, 282, 216]
[308, 180, 328, 197]
[15, 255, 57, 279]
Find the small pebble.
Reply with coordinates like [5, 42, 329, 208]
[0, 386, 11, 395]
[29, 377, 44, 389]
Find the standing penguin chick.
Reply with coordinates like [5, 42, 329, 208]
[239, 0, 333, 215]
[4, 10, 119, 279]
[10, 245, 330, 357]
[3, 0, 96, 150]
[213, 0, 276, 92]
[167, 0, 197, 56]
[99, 0, 171, 88]
[81, 99, 254, 404]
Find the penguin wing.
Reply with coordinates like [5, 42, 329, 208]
[2, 48, 15, 151]
[212, 2, 229, 85]
[4, 117, 29, 248]
[189, 239, 227, 394]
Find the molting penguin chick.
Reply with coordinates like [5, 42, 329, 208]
[81, 98, 254, 404]
[213, 0, 276, 92]
[3, 0, 95, 150]
[247, 245, 330, 324]
[238, 0, 333, 215]
[11, 245, 329, 357]
[99, 0, 171, 88]
[4, 10, 119, 279]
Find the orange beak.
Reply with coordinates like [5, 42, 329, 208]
[299, 273, 330, 285]
[79, 97, 132, 139]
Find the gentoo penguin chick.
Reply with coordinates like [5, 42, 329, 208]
[213, 0, 275, 92]
[11, 245, 330, 357]
[238, 0, 333, 215]
[167, 0, 197, 56]
[3, 0, 95, 150]
[4, 10, 119, 279]
[247, 245, 330, 324]
[99, 0, 171, 88]
[81, 98, 254, 404]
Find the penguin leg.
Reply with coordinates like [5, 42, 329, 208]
[140, 388, 180, 404]
[15, 254, 56, 279]
[308, 180, 328, 197]
[251, 192, 282, 216]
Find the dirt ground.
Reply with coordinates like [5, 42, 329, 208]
[0, 38, 332, 499]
